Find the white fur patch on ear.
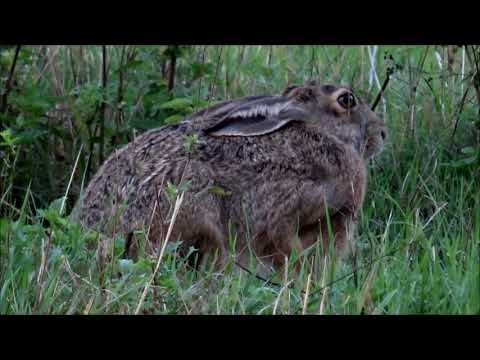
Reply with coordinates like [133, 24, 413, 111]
[207, 118, 293, 137]
[205, 99, 306, 137]
[228, 101, 292, 120]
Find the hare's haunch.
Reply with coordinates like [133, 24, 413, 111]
[72, 82, 386, 272]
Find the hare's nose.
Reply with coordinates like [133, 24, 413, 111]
[381, 130, 386, 140]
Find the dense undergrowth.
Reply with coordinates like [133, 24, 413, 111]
[0, 45, 479, 314]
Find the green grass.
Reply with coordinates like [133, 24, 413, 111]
[0, 45, 479, 314]
[0, 148, 478, 314]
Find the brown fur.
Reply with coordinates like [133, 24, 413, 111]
[72, 82, 386, 273]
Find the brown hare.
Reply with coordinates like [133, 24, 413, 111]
[72, 81, 386, 275]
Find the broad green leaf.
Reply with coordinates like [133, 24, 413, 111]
[159, 97, 193, 111]
[164, 114, 183, 124]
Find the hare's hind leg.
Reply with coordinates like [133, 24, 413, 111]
[188, 221, 229, 272]
[296, 207, 358, 262]
[254, 225, 305, 277]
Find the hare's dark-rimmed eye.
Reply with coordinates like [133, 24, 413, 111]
[337, 92, 356, 109]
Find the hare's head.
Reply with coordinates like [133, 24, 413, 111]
[205, 81, 386, 160]
[282, 81, 386, 159]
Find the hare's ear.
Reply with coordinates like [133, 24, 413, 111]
[284, 86, 316, 103]
[283, 82, 317, 102]
[205, 102, 307, 137]
[282, 84, 300, 97]
[205, 115, 293, 137]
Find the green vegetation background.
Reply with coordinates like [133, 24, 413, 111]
[0, 45, 478, 314]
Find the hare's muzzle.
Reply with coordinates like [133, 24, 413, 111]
[365, 117, 386, 159]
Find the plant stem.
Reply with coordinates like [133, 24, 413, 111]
[167, 46, 177, 92]
[371, 71, 391, 111]
[208, 46, 224, 100]
[0, 45, 21, 121]
[99, 45, 107, 164]
[115, 45, 127, 142]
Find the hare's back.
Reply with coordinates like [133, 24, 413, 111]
[75, 122, 191, 229]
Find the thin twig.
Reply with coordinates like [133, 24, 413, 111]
[114, 45, 127, 141]
[33, 46, 61, 86]
[69, 46, 78, 87]
[234, 260, 284, 288]
[60, 144, 83, 216]
[465, 46, 480, 108]
[99, 45, 107, 164]
[208, 46, 224, 100]
[0, 45, 21, 117]
[272, 279, 294, 315]
[302, 267, 313, 315]
[167, 46, 177, 92]
[371, 70, 392, 111]
[35, 230, 53, 308]
[134, 192, 185, 315]
[449, 77, 473, 143]
[318, 256, 328, 315]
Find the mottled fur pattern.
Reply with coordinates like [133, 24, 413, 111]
[72, 82, 386, 273]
